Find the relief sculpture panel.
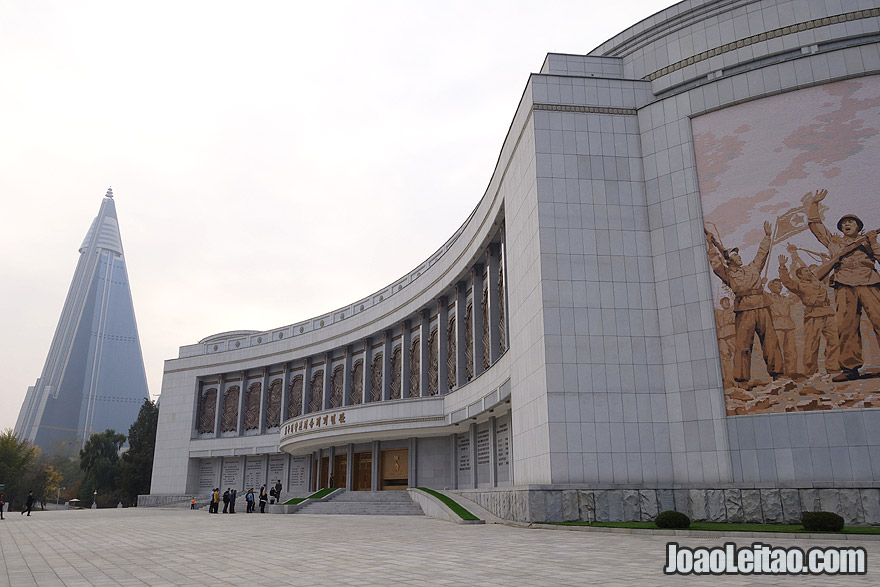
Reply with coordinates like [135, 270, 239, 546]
[694, 77, 880, 415]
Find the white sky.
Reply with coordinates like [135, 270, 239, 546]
[0, 0, 674, 433]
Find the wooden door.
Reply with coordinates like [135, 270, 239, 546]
[333, 454, 347, 488]
[380, 448, 408, 490]
[353, 452, 372, 491]
[320, 456, 330, 489]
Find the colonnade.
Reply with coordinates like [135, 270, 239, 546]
[195, 238, 509, 438]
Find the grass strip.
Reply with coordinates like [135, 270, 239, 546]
[547, 521, 880, 534]
[416, 487, 479, 521]
[282, 487, 338, 505]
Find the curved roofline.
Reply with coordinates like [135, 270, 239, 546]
[193, 58, 538, 351]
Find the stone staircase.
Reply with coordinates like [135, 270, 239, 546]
[295, 490, 424, 516]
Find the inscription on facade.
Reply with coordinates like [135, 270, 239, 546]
[283, 412, 347, 436]
[289, 456, 307, 489]
[496, 420, 510, 467]
[268, 454, 286, 486]
[476, 428, 491, 466]
[221, 458, 242, 488]
[198, 459, 216, 491]
[244, 456, 264, 489]
[457, 433, 471, 472]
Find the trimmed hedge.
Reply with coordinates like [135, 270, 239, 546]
[801, 511, 844, 532]
[655, 510, 691, 529]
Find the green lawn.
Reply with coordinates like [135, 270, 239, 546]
[281, 487, 337, 506]
[547, 521, 880, 534]
[416, 488, 480, 521]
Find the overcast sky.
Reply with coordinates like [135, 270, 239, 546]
[0, 0, 674, 434]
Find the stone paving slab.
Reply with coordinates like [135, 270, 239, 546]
[1, 508, 880, 585]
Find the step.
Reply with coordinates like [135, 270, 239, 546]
[296, 502, 424, 515]
[329, 491, 415, 502]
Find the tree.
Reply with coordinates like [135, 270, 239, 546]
[79, 429, 126, 506]
[119, 399, 159, 504]
[0, 429, 38, 508]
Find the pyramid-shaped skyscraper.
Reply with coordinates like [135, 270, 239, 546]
[15, 188, 149, 456]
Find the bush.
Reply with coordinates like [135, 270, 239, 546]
[655, 510, 691, 529]
[801, 511, 844, 532]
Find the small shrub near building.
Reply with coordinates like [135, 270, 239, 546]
[801, 511, 844, 532]
[655, 510, 691, 529]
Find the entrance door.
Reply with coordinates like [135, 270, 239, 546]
[333, 454, 347, 488]
[353, 452, 372, 491]
[380, 448, 408, 490]
[320, 456, 330, 489]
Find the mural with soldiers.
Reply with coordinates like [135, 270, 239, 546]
[694, 77, 880, 415]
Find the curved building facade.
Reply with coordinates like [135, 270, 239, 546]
[150, 0, 880, 523]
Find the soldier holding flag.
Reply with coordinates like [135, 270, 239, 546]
[706, 221, 784, 385]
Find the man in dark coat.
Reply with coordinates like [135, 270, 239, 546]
[222, 489, 230, 514]
[22, 491, 35, 516]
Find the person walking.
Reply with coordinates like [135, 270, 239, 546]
[229, 489, 237, 514]
[0, 492, 5, 520]
[190, 497, 196, 510]
[22, 491, 35, 516]
[259, 485, 268, 513]
[274, 480, 283, 503]
[246, 489, 255, 513]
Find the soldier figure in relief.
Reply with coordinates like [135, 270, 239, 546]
[714, 297, 736, 386]
[807, 189, 880, 382]
[778, 249, 840, 376]
[706, 221, 784, 385]
[766, 278, 799, 377]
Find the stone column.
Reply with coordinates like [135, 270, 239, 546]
[328, 446, 336, 488]
[346, 443, 354, 490]
[500, 225, 510, 351]
[302, 359, 312, 415]
[322, 352, 332, 410]
[472, 265, 485, 378]
[381, 331, 392, 401]
[342, 345, 352, 406]
[280, 363, 290, 423]
[258, 367, 268, 433]
[436, 298, 448, 395]
[489, 416, 497, 488]
[371, 441, 380, 491]
[469, 422, 478, 489]
[455, 283, 467, 388]
[409, 437, 417, 488]
[195, 379, 203, 433]
[314, 450, 322, 492]
[487, 245, 501, 364]
[236, 371, 246, 435]
[362, 339, 372, 403]
[401, 321, 411, 398]
[419, 310, 430, 397]
[213, 374, 224, 436]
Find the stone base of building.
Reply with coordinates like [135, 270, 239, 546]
[137, 495, 196, 508]
[453, 486, 880, 526]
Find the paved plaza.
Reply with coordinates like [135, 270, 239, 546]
[2, 508, 880, 586]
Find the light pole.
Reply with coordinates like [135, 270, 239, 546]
[56, 486, 66, 505]
[92, 490, 97, 509]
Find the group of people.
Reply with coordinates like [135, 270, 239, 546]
[206, 480, 283, 514]
[708, 189, 880, 387]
